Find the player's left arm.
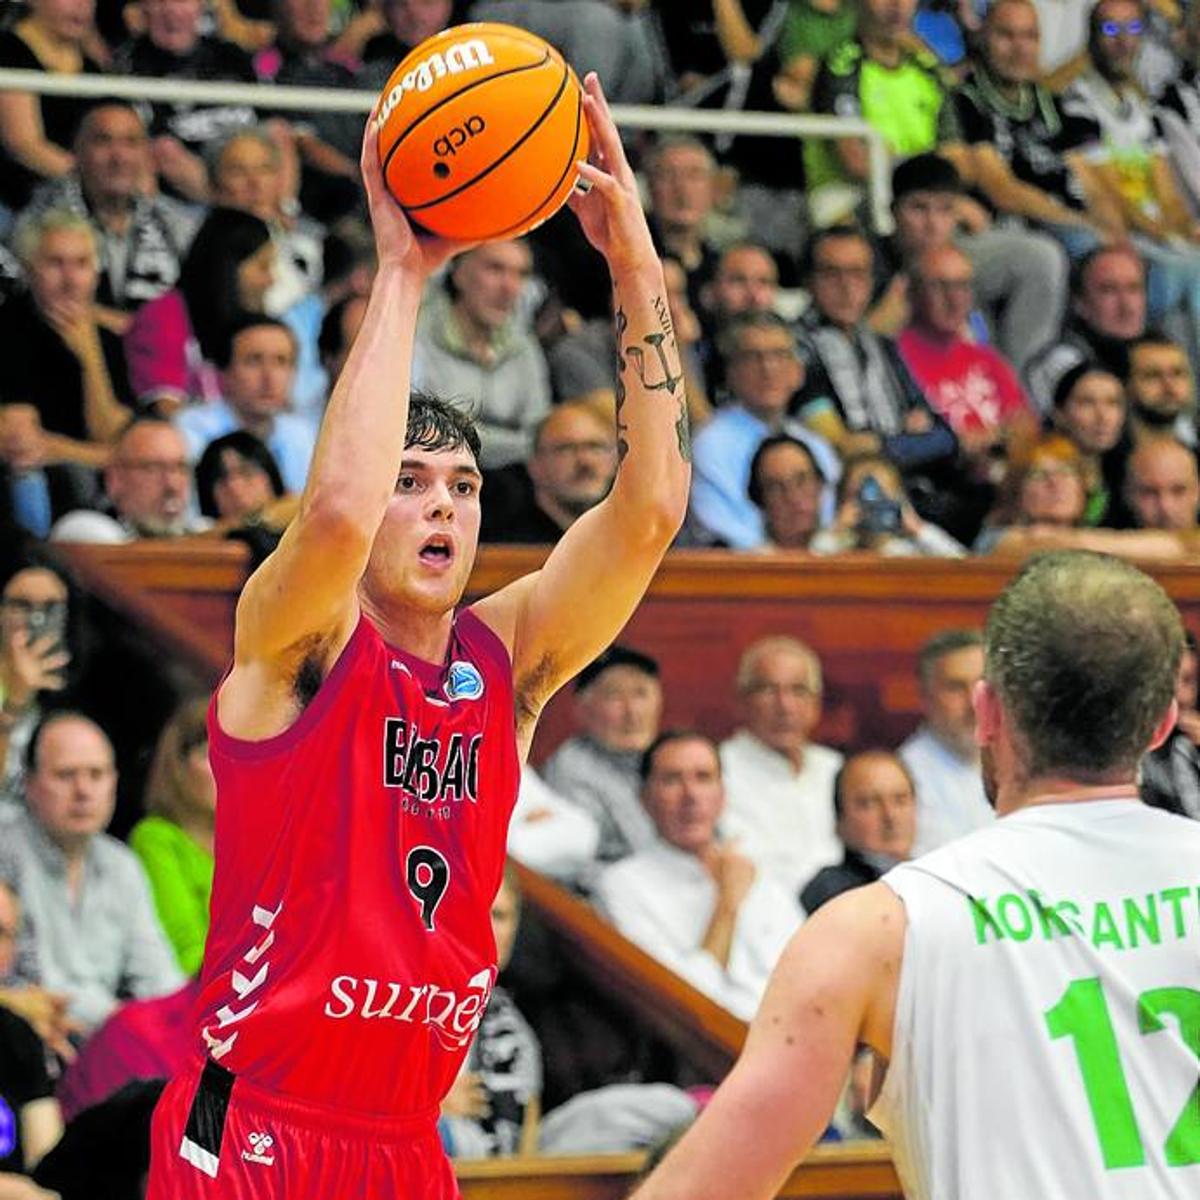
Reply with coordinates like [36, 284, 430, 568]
[472, 74, 690, 743]
[629, 883, 905, 1200]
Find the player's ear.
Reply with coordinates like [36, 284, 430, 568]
[973, 678, 1000, 749]
[1145, 699, 1179, 753]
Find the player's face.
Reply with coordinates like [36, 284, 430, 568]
[837, 755, 916, 860]
[642, 738, 724, 855]
[740, 649, 821, 757]
[490, 878, 520, 972]
[26, 718, 117, 850]
[576, 665, 663, 753]
[364, 444, 483, 615]
[922, 645, 984, 759]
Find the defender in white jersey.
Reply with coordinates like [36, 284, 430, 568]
[632, 550, 1200, 1200]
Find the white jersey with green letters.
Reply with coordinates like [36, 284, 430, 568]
[869, 798, 1200, 1199]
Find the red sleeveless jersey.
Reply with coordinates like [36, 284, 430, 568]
[191, 608, 519, 1117]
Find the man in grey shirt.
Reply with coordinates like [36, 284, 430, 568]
[0, 712, 182, 1033]
[541, 645, 663, 868]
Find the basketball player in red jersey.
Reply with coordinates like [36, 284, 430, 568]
[145, 73, 690, 1199]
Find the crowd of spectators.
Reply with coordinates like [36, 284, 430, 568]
[1, 0, 1200, 562]
[3, 0, 1200, 1189]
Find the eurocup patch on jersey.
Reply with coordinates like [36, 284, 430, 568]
[445, 660, 484, 702]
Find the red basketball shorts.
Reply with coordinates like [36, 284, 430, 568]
[146, 1058, 459, 1199]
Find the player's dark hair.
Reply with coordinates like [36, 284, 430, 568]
[405, 391, 482, 462]
[639, 729, 721, 784]
[917, 628, 984, 689]
[985, 551, 1183, 779]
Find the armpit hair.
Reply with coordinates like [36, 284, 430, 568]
[514, 650, 557, 736]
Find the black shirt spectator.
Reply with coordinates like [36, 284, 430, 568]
[0, 30, 101, 211]
[0, 292, 133, 441]
[113, 36, 257, 164]
[0, 1004, 55, 1175]
[800, 846, 884, 914]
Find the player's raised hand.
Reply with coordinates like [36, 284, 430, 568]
[568, 73, 658, 275]
[360, 117, 475, 276]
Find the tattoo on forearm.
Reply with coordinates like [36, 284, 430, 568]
[613, 305, 630, 464]
[652, 293, 674, 338]
[614, 296, 690, 466]
[626, 334, 684, 396]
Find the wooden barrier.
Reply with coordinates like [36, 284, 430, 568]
[456, 1143, 902, 1199]
[52, 542, 1200, 758]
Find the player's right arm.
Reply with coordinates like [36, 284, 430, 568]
[629, 883, 905, 1200]
[219, 121, 466, 740]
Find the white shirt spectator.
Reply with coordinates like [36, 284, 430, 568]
[507, 767, 601, 885]
[899, 725, 995, 856]
[594, 839, 804, 1021]
[718, 730, 844, 895]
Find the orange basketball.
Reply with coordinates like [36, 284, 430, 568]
[376, 23, 590, 242]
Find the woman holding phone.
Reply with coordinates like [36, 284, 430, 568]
[0, 562, 71, 806]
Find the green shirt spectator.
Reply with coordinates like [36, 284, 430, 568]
[129, 814, 214, 976]
[806, 39, 948, 194]
[128, 697, 214, 976]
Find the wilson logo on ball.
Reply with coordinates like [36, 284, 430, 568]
[378, 39, 495, 123]
[434, 115, 486, 158]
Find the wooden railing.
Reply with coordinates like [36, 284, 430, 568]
[456, 1143, 901, 1199]
[51, 542, 1200, 757]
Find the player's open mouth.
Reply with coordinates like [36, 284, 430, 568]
[419, 536, 454, 567]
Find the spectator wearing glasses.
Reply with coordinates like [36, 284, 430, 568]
[1061, 0, 1200, 369]
[690, 312, 839, 549]
[49, 417, 209, 542]
[481, 403, 618, 544]
[719, 636, 844, 895]
[897, 245, 1037, 489]
[0, 564, 71, 810]
[746, 433, 827, 552]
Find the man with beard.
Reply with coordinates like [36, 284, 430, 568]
[631, 550, 1200, 1200]
[480, 403, 618, 544]
[1126, 334, 1197, 447]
